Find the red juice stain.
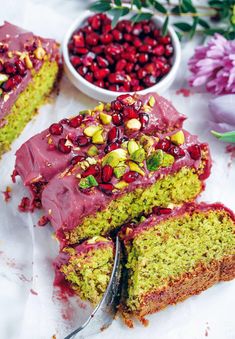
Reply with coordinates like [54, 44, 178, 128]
[176, 88, 192, 97]
[2, 186, 11, 202]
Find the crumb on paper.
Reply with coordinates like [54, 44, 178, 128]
[30, 288, 38, 296]
[52, 335, 56, 339]
[2, 186, 11, 202]
[176, 88, 192, 97]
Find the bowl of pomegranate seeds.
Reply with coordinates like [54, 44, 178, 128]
[63, 11, 181, 101]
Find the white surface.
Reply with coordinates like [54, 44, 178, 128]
[0, 1, 235, 339]
[63, 11, 181, 102]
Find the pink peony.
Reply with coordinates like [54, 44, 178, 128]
[188, 34, 235, 95]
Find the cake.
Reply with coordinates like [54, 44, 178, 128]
[53, 236, 114, 305]
[120, 203, 235, 325]
[14, 92, 185, 208]
[0, 22, 60, 157]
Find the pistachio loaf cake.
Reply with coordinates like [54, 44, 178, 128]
[120, 203, 235, 325]
[0, 21, 60, 156]
[14, 92, 185, 208]
[53, 236, 114, 305]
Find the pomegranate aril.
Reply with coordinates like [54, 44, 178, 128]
[162, 63, 171, 75]
[94, 68, 110, 80]
[69, 115, 83, 128]
[73, 33, 85, 47]
[91, 45, 104, 54]
[153, 45, 165, 56]
[18, 197, 30, 212]
[115, 59, 127, 71]
[102, 23, 112, 34]
[15, 60, 26, 76]
[74, 47, 89, 55]
[90, 62, 99, 72]
[159, 35, 171, 45]
[137, 68, 147, 79]
[125, 63, 134, 73]
[85, 32, 99, 46]
[124, 33, 132, 42]
[165, 44, 173, 57]
[104, 141, 119, 153]
[112, 112, 123, 126]
[60, 118, 70, 125]
[94, 79, 105, 88]
[139, 45, 152, 53]
[132, 24, 142, 36]
[4, 62, 17, 75]
[2, 75, 22, 92]
[111, 99, 123, 111]
[123, 171, 139, 183]
[133, 37, 142, 47]
[139, 113, 149, 129]
[97, 56, 109, 68]
[108, 72, 125, 84]
[188, 144, 201, 160]
[82, 164, 100, 178]
[156, 139, 171, 151]
[169, 146, 185, 159]
[76, 135, 90, 147]
[112, 29, 123, 41]
[58, 138, 72, 154]
[143, 75, 157, 87]
[106, 43, 123, 56]
[70, 155, 86, 165]
[70, 56, 82, 67]
[123, 106, 138, 119]
[107, 127, 119, 143]
[90, 15, 101, 30]
[139, 53, 149, 64]
[98, 183, 114, 195]
[144, 36, 156, 46]
[100, 33, 113, 44]
[49, 123, 63, 135]
[82, 52, 95, 66]
[102, 165, 113, 183]
[152, 207, 172, 215]
[77, 66, 88, 76]
[85, 72, 93, 82]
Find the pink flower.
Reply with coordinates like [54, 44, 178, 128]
[188, 34, 235, 94]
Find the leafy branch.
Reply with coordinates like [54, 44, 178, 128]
[89, 0, 235, 39]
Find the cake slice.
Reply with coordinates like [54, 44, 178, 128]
[41, 126, 211, 246]
[53, 236, 114, 305]
[0, 22, 60, 156]
[120, 203, 235, 325]
[14, 93, 185, 208]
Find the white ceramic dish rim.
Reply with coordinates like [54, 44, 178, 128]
[62, 10, 181, 97]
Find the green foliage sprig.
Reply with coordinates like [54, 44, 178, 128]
[89, 0, 235, 39]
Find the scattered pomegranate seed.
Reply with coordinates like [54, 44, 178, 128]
[2, 75, 22, 91]
[70, 155, 86, 165]
[11, 169, 18, 183]
[98, 183, 114, 195]
[138, 53, 149, 64]
[169, 146, 185, 159]
[69, 115, 83, 128]
[123, 106, 138, 119]
[112, 112, 123, 126]
[60, 118, 70, 125]
[123, 171, 139, 183]
[104, 141, 119, 153]
[111, 99, 123, 111]
[49, 123, 63, 135]
[188, 144, 201, 160]
[82, 164, 100, 178]
[38, 215, 49, 226]
[58, 138, 72, 154]
[152, 207, 172, 215]
[107, 127, 119, 143]
[15, 60, 26, 76]
[76, 135, 90, 147]
[18, 197, 30, 212]
[102, 165, 113, 183]
[156, 139, 171, 151]
[2, 186, 11, 202]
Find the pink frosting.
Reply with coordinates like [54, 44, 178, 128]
[0, 21, 59, 120]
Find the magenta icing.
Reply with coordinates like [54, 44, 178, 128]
[0, 21, 59, 120]
[41, 129, 211, 233]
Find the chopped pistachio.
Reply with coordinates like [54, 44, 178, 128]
[84, 125, 102, 137]
[127, 140, 139, 155]
[121, 141, 128, 149]
[126, 118, 141, 131]
[34, 46, 46, 60]
[94, 102, 104, 112]
[87, 145, 99, 156]
[105, 103, 111, 111]
[131, 148, 146, 163]
[114, 181, 129, 190]
[162, 152, 175, 167]
[86, 157, 97, 165]
[114, 166, 126, 179]
[142, 104, 151, 113]
[24, 55, 33, 69]
[146, 150, 163, 171]
[140, 215, 147, 222]
[87, 236, 109, 244]
[170, 130, 185, 145]
[92, 129, 104, 144]
[79, 175, 98, 189]
[148, 95, 155, 107]
[102, 148, 127, 167]
[0, 73, 9, 84]
[99, 112, 112, 125]
[128, 161, 145, 176]
[139, 135, 155, 152]
[79, 109, 91, 116]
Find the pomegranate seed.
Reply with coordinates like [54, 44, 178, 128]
[76, 135, 90, 146]
[162, 63, 171, 75]
[111, 100, 123, 111]
[94, 79, 105, 88]
[124, 33, 132, 42]
[18, 197, 30, 212]
[82, 164, 100, 178]
[15, 60, 26, 76]
[165, 44, 174, 57]
[159, 35, 171, 45]
[112, 112, 123, 126]
[144, 36, 157, 46]
[49, 123, 63, 135]
[117, 94, 133, 105]
[137, 68, 147, 79]
[104, 141, 119, 153]
[69, 115, 83, 128]
[132, 24, 142, 36]
[106, 43, 123, 56]
[102, 24, 112, 34]
[139, 113, 149, 129]
[91, 45, 104, 54]
[133, 37, 142, 47]
[100, 33, 113, 45]
[156, 139, 171, 151]
[107, 127, 119, 143]
[38, 215, 49, 226]
[139, 53, 149, 64]
[74, 47, 89, 55]
[123, 106, 138, 119]
[60, 118, 70, 125]
[77, 66, 88, 76]
[94, 68, 110, 80]
[98, 183, 114, 195]
[143, 75, 157, 87]
[4, 62, 17, 75]
[115, 59, 127, 71]
[70, 56, 82, 67]
[11, 169, 18, 183]
[102, 165, 113, 182]
[85, 32, 99, 46]
[121, 51, 136, 63]
[169, 146, 185, 159]
[106, 55, 115, 65]
[139, 45, 152, 53]
[108, 72, 125, 84]
[82, 52, 95, 66]
[188, 144, 201, 160]
[125, 63, 134, 73]
[130, 78, 139, 87]
[85, 72, 93, 82]
[112, 29, 123, 41]
[123, 171, 139, 183]
[143, 24, 151, 34]
[153, 45, 165, 56]
[90, 62, 99, 72]
[97, 56, 109, 68]
[152, 207, 172, 215]
[90, 15, 101, 30]
[70, 155, 86, 165]
[73, 32, 85, 47]
[2, 75, 22, 92]
[58, 138, 72, 154]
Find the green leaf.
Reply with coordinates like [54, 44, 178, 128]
[133, 0, 142, 10]
[162, 16, 169, 36]
[190, 17, 199, 38]
[108, 7, 130, 27]
[211, 130, 235, 143]
[181, 0, 197, 13]
[174, 22, 192, 32]
[226, 30, 235, 40]
[114, 0, 122, 5]
[90, 1, 112, 13]
[153, 1, 167, 14]
[204, 28, 226, 36]
[198, 18, 210, 29]
[131, 12, 153, 23]
[175, 31, 183, 41]
[171, 5, 181, 15]
[208, 0, 224, 8]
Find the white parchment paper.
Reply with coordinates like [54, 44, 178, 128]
[0, 1, 234, 338]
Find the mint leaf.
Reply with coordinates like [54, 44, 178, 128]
[211, 130, 235, 143]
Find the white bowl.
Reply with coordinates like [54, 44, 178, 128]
[63, 10, 181, 102]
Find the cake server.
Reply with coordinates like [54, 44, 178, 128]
[64, 236, 122, 339]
